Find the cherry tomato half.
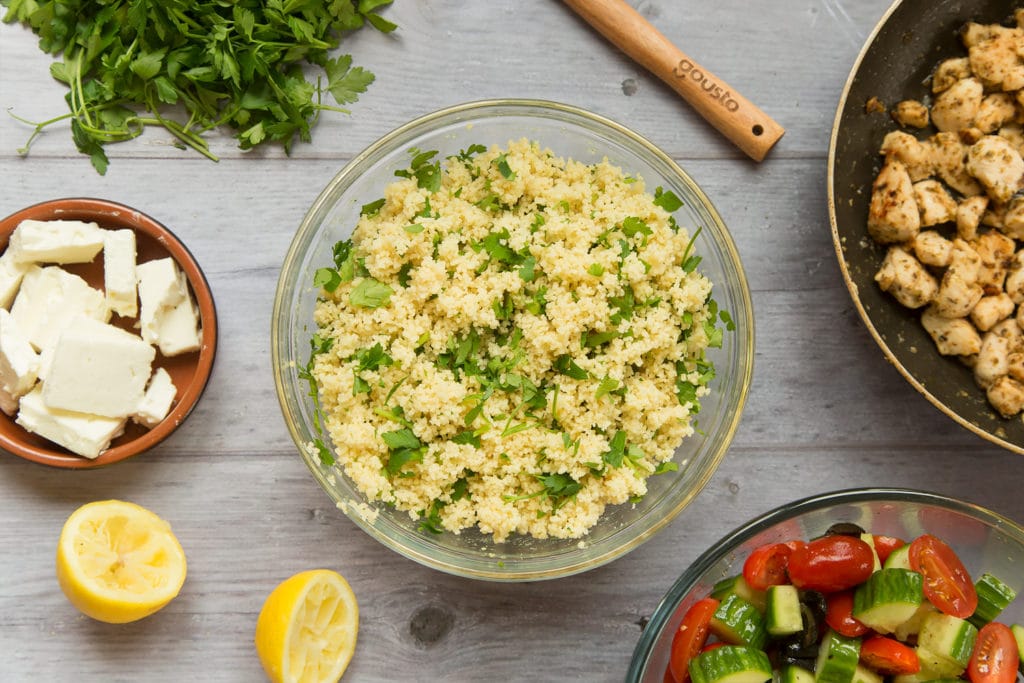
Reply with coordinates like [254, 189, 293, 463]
[968, 623, 1020, 683]
[908, 534, 978, 618]
[871, 534, 906, 565]
[787, 535, 874, 592]
[668, 597, 720, 683]
[860, 635, 921, 675]
[743, 543, 795, 591]
[825, 590, 869, 638]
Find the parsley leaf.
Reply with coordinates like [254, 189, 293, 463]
[553, 354, 589, 380]
[395, 148, 442, 192]
[4, 0, 397, 172]
[654, 186, 684, 212]
[381, 427, 425, 476]
[325, 54, 375, 105]
[350, 278, 394, 308]
[601, 430, 628, 468]
[494, 153, 516, 180]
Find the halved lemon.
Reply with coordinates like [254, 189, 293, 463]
[255, 569, 359, 683]
[56, 499, 187, 624]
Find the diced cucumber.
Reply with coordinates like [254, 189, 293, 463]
[859, 533, 882, 572]
[767, 585, 804, 637]
[893, 602, 940, 642]
[851, 664, 882, 683]
[1011, 624, 1024, 672]
[853, 568, 923, 634]
[711, 594, 768, 650]
[883, 544, 911, 571]
[916, 612, 978, 676]
[689, 644, 773, 683]
[814, 630, 861, 683]
[968, 573, 1017, 628]
[712, 574, 768, 612]
[777, 665, 815, 683]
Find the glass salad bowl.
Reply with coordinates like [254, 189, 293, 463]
[627, 488, 1024, 681]
[271, 99, 754, 581]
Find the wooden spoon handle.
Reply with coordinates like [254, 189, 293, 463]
[563, 0, 785, 162]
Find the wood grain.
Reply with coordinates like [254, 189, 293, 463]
[1, 1, 1022, 682]
[562, 0, 785, 161]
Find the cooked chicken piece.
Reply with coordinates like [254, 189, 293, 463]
[1010, 350, 1024, 379]
[1006, 251, 1024, 303]
[1001, 196, 1024, 240]
[913, 180, 958, 227]
[934, 268, 984, 318]
[962, 22, 1003, 49]
[967, 26, 1024, 91]
[931, 77, 984, 132]
[930, 132, 984, 197]
[1001, 124, 1024, 156]
[875, 246, 938, 309]
[932, 57, 972, 93]
[987, 375, 1024, 417]
[868, 158, 921, 243]
[965, 135, 1024, 203]
[880, 131, 934, 181]
[982, 201, 1007, 230]
[975, 329, 1012, 388]
[960, 127, 985, 145]
[974, 93, 1017, 133]
[913, 230, 953, 267]
[922, 305, 982, 355]
[892, 100, 930, 128]
[971, 292, 1015, 331]
[974, 230, 1016, 292]
[1014, 300, 1024, 332]
[957, 195, 990, 240]
[989, 318, 1024, 350]
[949, 238, 983, 282]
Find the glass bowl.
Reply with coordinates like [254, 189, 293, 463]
[271, 99, 754, 581]
[627, 488, 1024, 681]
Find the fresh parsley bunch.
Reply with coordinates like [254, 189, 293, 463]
[1, 0, 396, 173]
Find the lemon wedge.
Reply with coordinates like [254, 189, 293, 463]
[255, 569, 359, 683]
[56, 499, 187, 624]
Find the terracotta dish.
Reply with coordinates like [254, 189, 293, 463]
[0, 198, 217, 468]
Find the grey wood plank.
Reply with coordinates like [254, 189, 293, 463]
[4, 0, 1023, 681]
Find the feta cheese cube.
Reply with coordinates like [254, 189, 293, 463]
[103, 229, 138, 317]
[16, 385, 125, 459]
[10, 265, 109, 351]
[0, 250, 30, 309]
[133, 367, 176, 428]
[0, 309, 40, 410]
[137, 258, 185, 344]
[154, 293, 202, 356]
[42, 317, 156, 418]
[0, 389, 18, 416]
[8, 219, 105, 264]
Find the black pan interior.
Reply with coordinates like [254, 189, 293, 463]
[830, 0, 1024, 451]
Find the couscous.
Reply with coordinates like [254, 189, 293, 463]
[307, 139, 728, 542]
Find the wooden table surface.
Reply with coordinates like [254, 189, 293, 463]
[2, 1, 1023, 681]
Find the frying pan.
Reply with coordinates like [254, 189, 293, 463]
[828, 0, 1024, 453]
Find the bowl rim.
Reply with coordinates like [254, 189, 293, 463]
[626, 486, 1024, 680]
[825, 0, 1024, 456]
[272, 97, 755, 580]
[0, 197, 218, 468]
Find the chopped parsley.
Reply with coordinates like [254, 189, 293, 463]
[300, 139, 733, 539]
[349, 278, 393, 308]
[395, 148, 442, 191]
